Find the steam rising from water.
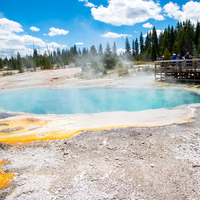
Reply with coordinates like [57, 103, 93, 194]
[0, 88, 200, 114]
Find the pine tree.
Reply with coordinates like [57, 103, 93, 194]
[135, 38, 139, 55]
[132, 39, 135, 57]
[151, 42, 157, 61]
[160, 29, 169, 55]
[170, 26, 175, 53]
[185, 20, 194, 54]
[99, 44, 103, 55]
[140, 32, 144, 53]
[172, 41, 179, 54]
[195, 21, 200, 47]
[73, 45, 77, 55]
[82, 47, 87, 56]
[144, 33, 150, 51]
[33, 49, 38, 59]
[113, 42, 117, 55]
[152, 26, 159, 56]
[17, 52, 23, 73]
[0, 58, 4, 70]
[57, 48, 61, 56]
[104, 42, 115, 69]
[90, 45, 96, 55]
[125, 37, 131, 55]
[53, 50, 56, 58]
[198, 36, 200, 54]
[178, 29, 186, 56]
[164, 48, 171, 60]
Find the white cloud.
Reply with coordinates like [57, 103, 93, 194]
[117, 48, 125, 55]
[47, 42, 61, 48]
[85, 2, 96, 7]
[79, 0, 96, 7]
[91, 0, 164, 26]
[75, 42, 84, 45]
[0, 18, 67, 58]
[48, 27, 69, 36]
[30, 26, 40, 32]
[43, 33, 47, 36]
[134, 31, 137, 33]
[143, 22, 153, 28]
[0, 18, 23, 33]
[61, 45, 67, 48]
[101, 32, 132, 38]
[164, 1, 200, 24]
[143, 29, 163, 38]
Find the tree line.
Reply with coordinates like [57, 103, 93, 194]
[0, 41, 118, 74]
[125, 19, 200, 61]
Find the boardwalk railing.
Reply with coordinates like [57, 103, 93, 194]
[154, 59, 200, 82]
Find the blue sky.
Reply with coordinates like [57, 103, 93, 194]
[0, 0, 200, 58]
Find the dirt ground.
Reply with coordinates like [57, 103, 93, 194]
[0, 67, 200, 199]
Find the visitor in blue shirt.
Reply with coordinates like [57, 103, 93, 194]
[177, 53, 182, 67]
[177, 53, 182, 60]
[171, 53, 176, 68]
[184, 52, 192, 68]
[171, 53, 176, 60]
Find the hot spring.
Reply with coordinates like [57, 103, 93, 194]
[0, 87, 200, 114]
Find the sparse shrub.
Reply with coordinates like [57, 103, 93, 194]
[56, 63, 60, 68]
[118, 68, 129, 76]
[82, 63, 88, 72]
[2, 71, 13, 76]
[91, 61, 106, 74]
[143, 65, 153, 72]
[130, 63, 134, 68]
[56, 62, 64, 68]
[118, 62, 123, 68]
[64, 57, 70, 65]
[103, 68, 107, 75]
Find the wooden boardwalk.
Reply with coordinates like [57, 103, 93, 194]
[155, 59, 200, 83]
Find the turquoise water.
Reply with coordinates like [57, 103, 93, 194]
[0, 88, 200, 114]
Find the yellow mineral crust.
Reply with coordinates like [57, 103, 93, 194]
[0, 122, 154, 145]
[0, 118, 50, 137]
[0, 161, 5, 165]
[0, 161, 15, 190]
[0, 114, 193, 145]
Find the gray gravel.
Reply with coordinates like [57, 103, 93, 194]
[1, 109, 200, 199]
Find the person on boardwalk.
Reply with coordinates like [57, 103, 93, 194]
[184, 52, 192, 68]
[171, 53, 176, 69]
[198, 54, 200, 68]
[177, 53, 182, 60]
[177, 53, 182, 67]
[161, 55, 165, 68]
[171, 53, 176, 60]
